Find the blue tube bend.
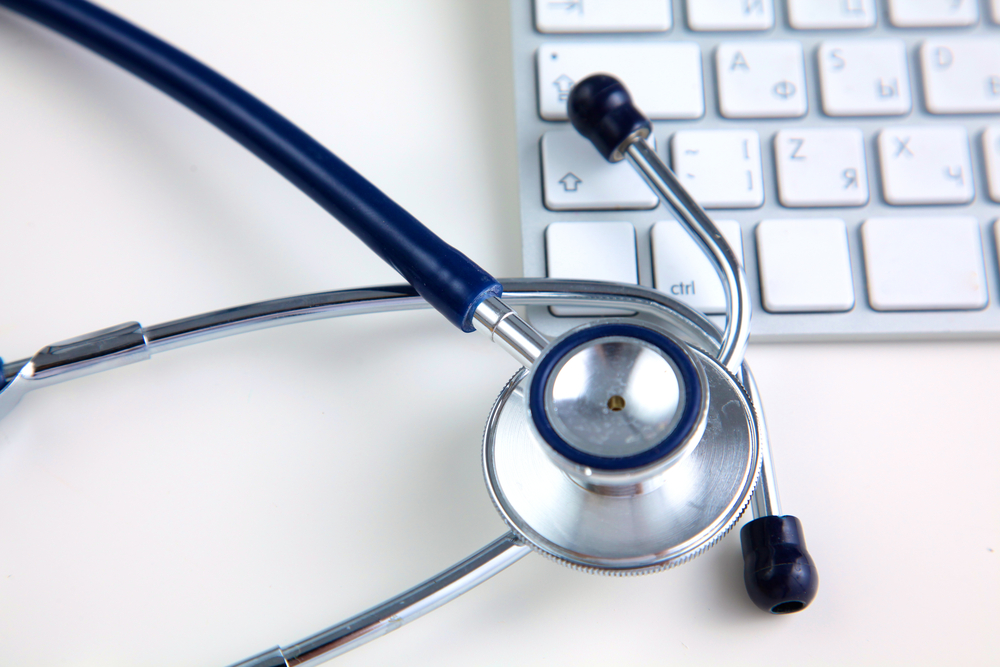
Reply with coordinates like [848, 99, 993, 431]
[0, 0, 501, 331]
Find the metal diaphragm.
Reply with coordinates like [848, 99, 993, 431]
[525, 323, 708, 488]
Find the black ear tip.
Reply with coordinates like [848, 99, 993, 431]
[566, 74, 625, 119]
[740, 515, 818, 614]
[566, 73, 651, 162]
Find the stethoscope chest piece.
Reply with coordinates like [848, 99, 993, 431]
[484, 320, 760, 575]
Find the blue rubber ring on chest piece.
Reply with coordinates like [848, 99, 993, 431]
[528, 324, 703, 471]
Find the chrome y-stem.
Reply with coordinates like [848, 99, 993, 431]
[624, 140, 751, 374]
[229, 533, 529, 667]
[473, 296, 549, 367]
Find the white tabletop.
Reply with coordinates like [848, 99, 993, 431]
[0, 1, 997, 665]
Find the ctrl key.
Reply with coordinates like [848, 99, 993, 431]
[861, 217, 987, 311]
[651, 220, 744, 315]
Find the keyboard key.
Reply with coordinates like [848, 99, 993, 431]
[877, 127, 974, 205]
[995, 220, 1000, 265]
[888, 0, 978, 27]
[541, 131, 658, 210]
[756, 219, 855, 313]
[920, 39, 1000, 115]
[670, 130, 764, 208]
[861, 217, 987, 310]
[545, 222, 638, 316]
[537, 43, 704, 121]
[716, 41, 808, 119]
[818, 40, 912, 117]
[983, 126, 1000, 203]
[774, 128, 869, 207]
[686, 0, 774, 31]
[651, 220, 743, 314]
[787, 0, 876, 29]
[535, 0, 672, 32]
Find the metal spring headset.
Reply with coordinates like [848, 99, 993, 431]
[0, 1, 818, 665]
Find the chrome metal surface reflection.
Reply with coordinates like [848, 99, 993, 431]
[624, 140, 750, 374]
[484, 346, 759, 575]
[544, 335, 684, 459]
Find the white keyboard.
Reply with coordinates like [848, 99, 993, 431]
[510, 0, 1000, 340]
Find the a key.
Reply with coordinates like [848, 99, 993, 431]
[787, 0, 876, 29]
[670, 130, 764, 208]
[537, 43, 704, 121]
[877, 126, 974, 205]
[535, 0, 672, 32]
[545, 222, 638, 316]
[716, 41, 808, 119]
[651, 220, 743, 314]
[686, 0, 775, 31]
[541, 131, 658, 211]
[887, 0, 978, 27]
[774, 128, 869, 207]
[756, 218, 855, 313]
[861, 217, 987, 310]
[818, 40, 912, 117]
[921, 39, 1000, 115]
[983, 126, 1000, 203]
[995, 220, 1000, 264]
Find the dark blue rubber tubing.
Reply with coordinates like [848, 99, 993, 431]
[0, 0, 500, 331]
[528, 324, 702, 471]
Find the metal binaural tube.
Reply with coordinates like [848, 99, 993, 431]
[566, 74, 751, 373]
[742, 364, 781, 518]
[624, 140, 750, 373]
[225, 533, 530, 667]
[0, 280, 724, 415]
[751, 451, 782, 520]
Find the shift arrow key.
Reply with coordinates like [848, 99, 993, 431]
[541, 130, 658, 211]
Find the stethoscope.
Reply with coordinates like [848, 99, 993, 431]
[0, 1, 817, 665]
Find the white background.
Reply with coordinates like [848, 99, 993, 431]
[0, 1, 997, 665]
